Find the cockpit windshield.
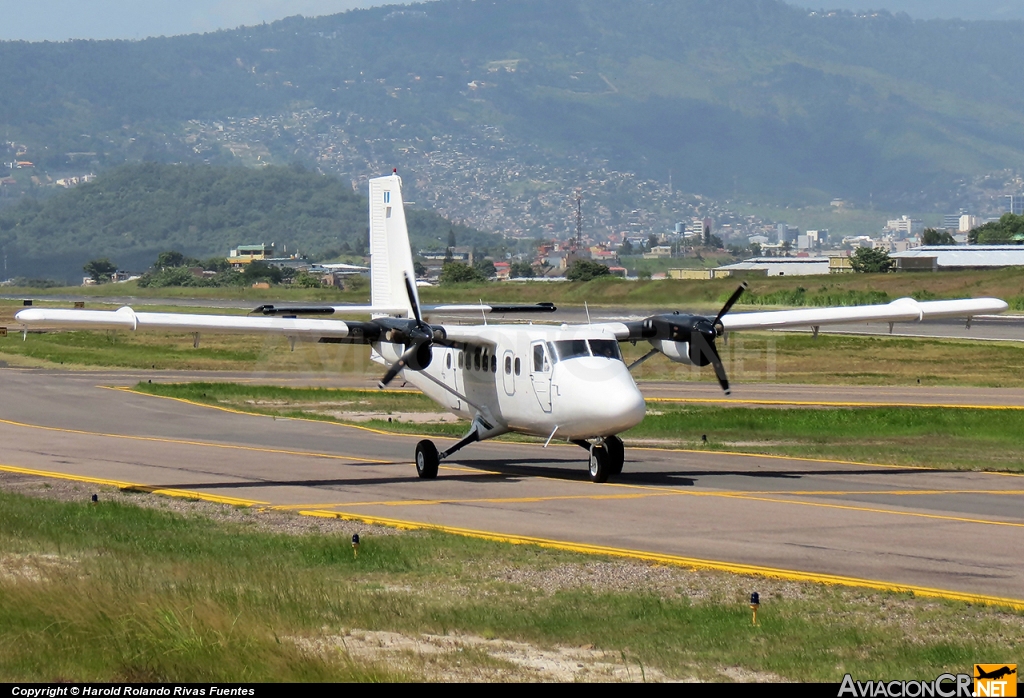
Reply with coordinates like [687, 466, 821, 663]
[548, 338, 622, 363]
[551, 339, 590, 361]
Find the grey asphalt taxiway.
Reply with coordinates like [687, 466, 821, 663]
[2, 367, 1023, 604]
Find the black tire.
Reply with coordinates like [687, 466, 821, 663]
[415, 440, 439, 479]
[589, 445, 611, 483]
[606, 435, 625, 476]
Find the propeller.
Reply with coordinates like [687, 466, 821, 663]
[378, 272, 436, 389]
[626, 282, 747, 395]
[692, 282, 746, 394]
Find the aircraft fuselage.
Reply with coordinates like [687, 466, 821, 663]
[374, 323, 646, 441]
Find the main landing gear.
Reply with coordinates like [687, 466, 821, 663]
[415, 432, 626, 484]
[575, 436, 624, 483]
[414, 425, 482, 480]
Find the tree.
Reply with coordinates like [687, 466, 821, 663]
[509, 261, 535, 278]
[83, 258, 117, 283]
[850, 247, 894, 273]
[439, 261, 487, 285]
[447, 228, 457, 250]
[291, 272, 321, 288]
[565, 259, 611, 282]
[242, 261, 283, 284]
[647, 234, 660, 249]
[413, 260, 427, 277]
[922, 228, 956, 245]
[619, 239, 634, 256]
[155, 250, 190, 269]
[202, 257, 231, 273]
[474, 259, 497, 278]
[968, 213, 1024, 244]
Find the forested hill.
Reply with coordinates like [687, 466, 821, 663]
[0, 164, 490, 282]
[1, 0, 1024, 208]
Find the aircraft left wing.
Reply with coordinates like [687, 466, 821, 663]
[15, 306, 378, 342]
[719, 297, 1009, 332]
[599, 296, 1008, 340]
[596, 295, 1009, 394]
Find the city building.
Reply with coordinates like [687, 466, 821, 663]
[1006, 195, 1024, 216]
[891, 245, 1024, 270]
[716, 256, 830, 276]
[884, 216, 923, 238]
[228, 244, 275, 269]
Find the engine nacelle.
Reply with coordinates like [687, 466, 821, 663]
[649, 338, 711, 366]
[405, 340, 434, 371]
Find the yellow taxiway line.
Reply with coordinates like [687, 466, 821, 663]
[0, 416, 393, 464]
[273, 490, 1024, 529]
[300, 507, 1024, 611]
[0, 463, 266, 507]
[647, 397, 1024, 410]
[2, 461, 1022, 611]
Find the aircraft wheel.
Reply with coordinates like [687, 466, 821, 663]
[606, 436, 625, 476]
[589, 445, 611, 483]
[415, 440, 439, 479]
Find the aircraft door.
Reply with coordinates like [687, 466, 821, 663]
[529, 341, 552, 412]
[441, 348, 461, 410]
[501, 350, 515, 396]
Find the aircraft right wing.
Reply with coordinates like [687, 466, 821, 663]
[14, 306, 378, 342]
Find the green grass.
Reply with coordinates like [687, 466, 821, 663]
[133, 382, 1024, 472]
[8, 265, 1024, 311]
[633, 404, 1024, 471]
[0, 490, 1020, 682]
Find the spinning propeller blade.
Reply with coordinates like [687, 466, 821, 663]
[702, 282, 746, 394]
[378, 271, 433, 389]
[714, 281, 748, 329]
[379, 343, 419, 389]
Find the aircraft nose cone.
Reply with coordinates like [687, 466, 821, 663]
[552, 358, 646, 438]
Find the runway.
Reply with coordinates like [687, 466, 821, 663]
[2, 367, 1023, 605]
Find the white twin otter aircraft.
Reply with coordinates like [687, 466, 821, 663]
[17, 172, 1009, 482]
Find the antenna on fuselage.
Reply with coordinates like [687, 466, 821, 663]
[584, 301, 592, 325]
[480, 298, 487, 326]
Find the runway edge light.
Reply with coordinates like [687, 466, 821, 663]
[352, 533, 360, 558]
[750, 592, 760, 626]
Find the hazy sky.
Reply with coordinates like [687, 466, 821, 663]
[0, 1, 1021, 42]
[0, 1, 391, 41]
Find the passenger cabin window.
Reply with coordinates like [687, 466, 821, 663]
[504, 356, 512, 374]
[458, 352, 464, 369]
[446, 353, 452, 369]
[491, 355, 497, 373]
[474, 348, 481, 371]
[514, 357, 521, 375]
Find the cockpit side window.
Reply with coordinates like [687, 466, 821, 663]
[532, 342, 551, 373]
[588, 339, 622, 360]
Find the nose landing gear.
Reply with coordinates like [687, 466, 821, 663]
[578, 435, 625, 483]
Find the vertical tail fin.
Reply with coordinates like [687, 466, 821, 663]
[368, 172, 420, 318]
